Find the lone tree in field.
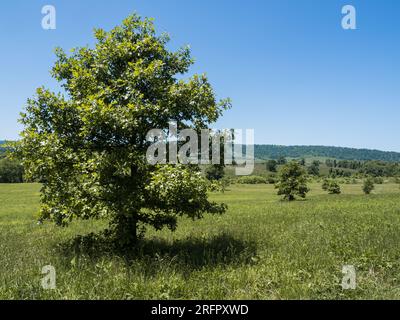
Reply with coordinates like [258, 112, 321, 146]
[363, 177, 375, 195]
[16, 15, 230, 247]
[322, 178, 341, 194]
[275, 161, 309, 201]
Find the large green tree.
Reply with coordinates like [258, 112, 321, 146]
[17, 15, 230, 247]
[322, 178, 341, 194]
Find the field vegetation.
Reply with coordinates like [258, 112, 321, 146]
[1, 182, 400, 300]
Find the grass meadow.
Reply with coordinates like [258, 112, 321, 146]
[1, 182, 400, 300]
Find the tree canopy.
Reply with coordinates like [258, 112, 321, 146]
[16, 14, 230, 247]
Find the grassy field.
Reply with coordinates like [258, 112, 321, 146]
[1, 182, 400, 300]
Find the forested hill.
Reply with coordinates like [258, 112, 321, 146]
[1, 140, 400, 162]
[254, 145, 400, 162]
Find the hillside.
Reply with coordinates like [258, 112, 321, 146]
[2, 141, 400, 162]
[254, 145, 400, 162]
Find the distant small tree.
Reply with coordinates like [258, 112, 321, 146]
[322, 178, 341, 194]
[266, 174, 276, 184]
[266, 160, 277, 172]
[373, 177, 384, 184]
[308, 160, 320, 176]
[299, 158, 306, 166]
[275, 161, 309, 201]
[321, 178, 329, 191]
[325, 159, 334, 168]
[363, 177, 375, 195]
[277, 156, 287, 165]
[205, 164, 225, 181]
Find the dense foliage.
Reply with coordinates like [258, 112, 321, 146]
[322, 179, 341, 194]
[363, 178, 375, 195]
[326, 159, 400, 177]
[205, 164, 225, 181]
[266, 160, 277, 172]
[237, 176, 267, 184]
[16, 15, 230, 247]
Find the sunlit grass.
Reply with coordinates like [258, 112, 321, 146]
[0, 182, 400, 299]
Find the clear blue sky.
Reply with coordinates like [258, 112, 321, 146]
[0, 0, 399, 151]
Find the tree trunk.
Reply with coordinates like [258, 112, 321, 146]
[111, 214, 139, 248]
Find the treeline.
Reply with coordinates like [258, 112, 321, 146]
[326, 159, 400, 177]
[0, 156, 24, 183]
[2, 141, 400, 183]
[255, 145, 400, 162]
[0, 142, 24, 183]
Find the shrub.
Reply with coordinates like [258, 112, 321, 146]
[322, 179, 341, 194]
[373, 177, 384, 184]
[363, 177, 375, 195]
[266, 175, 276, 184]
[321, 179, 329, 191]
[344, 178, 352, 184]
[237, 176, 267, 184]
[266, 160, 277, 172]
[205, 164, 225, 181]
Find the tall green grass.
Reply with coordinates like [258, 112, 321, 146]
[1, 183, 400, 299]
